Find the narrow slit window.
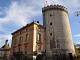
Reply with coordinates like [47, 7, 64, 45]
[50, 33, 52, 35]
[50, 14, 52, 17]
[50, 22, 52, 25]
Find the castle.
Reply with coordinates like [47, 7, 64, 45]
[42, 5, 75, 60]
[11, 5, 75, 60]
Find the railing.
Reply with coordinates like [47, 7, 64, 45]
[13, 51, 23, 56]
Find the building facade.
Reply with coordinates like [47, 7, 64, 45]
[11, 5, 76, 60]
[0, 40, 11, 60]
[42, 5, 75, 59]
[11, 21, 45, 60]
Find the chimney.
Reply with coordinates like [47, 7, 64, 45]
[37, 21, 39, 23]
[5, 40, 8, 46]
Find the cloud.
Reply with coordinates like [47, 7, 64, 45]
[0, 40, 2, 43]
[49, 0, 79, 8]
[0, 0, 44, 28]
[0, 1, 41, 27]
[0, 0, 80, 31]
[0, 12, 3, 15]
[0, 0, 43, 47]
[0, 34, 12, 47]
[49, 0, 80, 15]
[0, 0, 80, 47]
[76, 42, 80, 44]
[74, 34, 80, 37]
[0, 34, 12, 41]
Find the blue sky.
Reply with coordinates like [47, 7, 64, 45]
[0, 0, 80, 47]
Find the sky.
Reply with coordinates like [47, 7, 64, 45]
[0, 0, 80, 47]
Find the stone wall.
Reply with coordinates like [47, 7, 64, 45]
[42, 5, 75, 59]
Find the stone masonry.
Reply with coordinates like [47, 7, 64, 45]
[42, 5, 75, 59]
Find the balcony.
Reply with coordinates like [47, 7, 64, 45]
[13, 51, 23, 57]
[36, 41, 43, 46]
[24, 42, 29, 46]
[18, 43, 22, 47]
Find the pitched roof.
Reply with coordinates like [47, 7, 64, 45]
[11, 21, 45, 35]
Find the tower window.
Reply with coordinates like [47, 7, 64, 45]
[50, 14, 52, 17]
[50, 33, 52, 35]
[50, 22, 52, 25]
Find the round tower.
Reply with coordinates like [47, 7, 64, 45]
[42, 5, 75, 59]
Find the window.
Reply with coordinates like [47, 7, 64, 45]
[13, 49, 15, 52]
[25, 46, 28, 54]
[38, 33, 41, 41]
[38, 28, 41, 31]
[26, 34, 29, 41]
[50, 22, 52, 25]
[14, 33, 17, 36]
[38, 46, 41, 51]
[37, 27, 41, 31]
[20, 31, 22, 34]
[18, 47, 21, 52]
[14, 39, 16, 45]
[50, 14, 52, 17]
[50, 33, 52, 35]
[26, 28, 29, 32]
[19, 37, 22, 43]
[26, 29, 28, 32]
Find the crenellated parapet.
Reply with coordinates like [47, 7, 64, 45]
[42, 5, 68, 14]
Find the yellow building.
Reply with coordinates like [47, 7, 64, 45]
[0, 40, 11, 60]
[11, 21, 45, 60]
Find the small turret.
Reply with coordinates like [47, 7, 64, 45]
[5, 40, 8, 46]
[42, 4, 75, 59]
[42, 5, 68, 14]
